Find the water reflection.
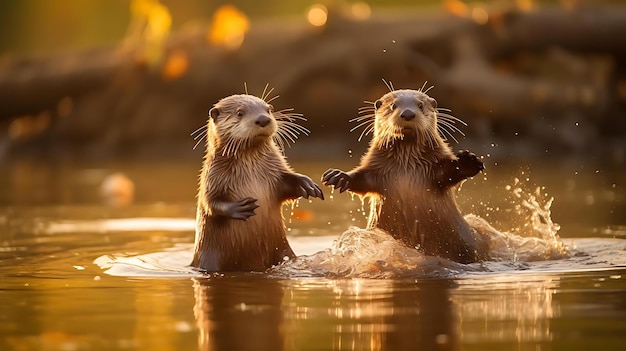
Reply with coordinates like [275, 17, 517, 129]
[282, 279, 459, 351]
[453, 275, 558, 348]
[190, 276, 562, 351]
[193, 277, 285, 351]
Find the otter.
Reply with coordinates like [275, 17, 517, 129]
[322, 88, 487, 263]
[191, 93, 324, 272]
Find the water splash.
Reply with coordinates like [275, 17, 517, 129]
[275, 227, 466, 279]
[468, 177, 570, 262]
[278, 178, 572, 278]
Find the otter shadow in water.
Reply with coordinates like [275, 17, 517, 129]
[193, 277, 285, 351]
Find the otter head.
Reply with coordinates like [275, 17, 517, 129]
[372, 89, 438, 147]
[209, 94, 278, 155]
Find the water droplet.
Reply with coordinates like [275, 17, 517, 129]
[392, 40, 396, 44]
[94, 276, 101, 281]
[382, 49, 387, 53]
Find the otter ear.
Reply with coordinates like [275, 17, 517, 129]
[208, 107, 220, 122]
[427, 97, 437, 109]
[374, 100, 383, 110]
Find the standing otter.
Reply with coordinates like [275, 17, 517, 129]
[192, 93, 324, 272]
[322, 87, 487, 263]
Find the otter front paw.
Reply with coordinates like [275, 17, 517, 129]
[456, 150, 484, 178]
[295, 174, 325, 200]
[225, 197, 259, 220]
[322, 169, 352, 193]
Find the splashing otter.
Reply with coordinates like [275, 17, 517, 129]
[323, 85, 487, 263]
[191, 91, 324, 272]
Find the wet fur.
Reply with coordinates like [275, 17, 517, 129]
[192, 94, 323, 272]
[323, 89, 487, 263]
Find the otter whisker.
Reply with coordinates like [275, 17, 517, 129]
[261, 84, 270, 101]
[350, 119, 375, 133]
[277, 128, 297, 144]
[436, 126, 448, 141]
[423, 85, 435, 94]
[358, 123, 375, 141]
[193, 134, 206, 150]
[193, 130, 208, 141]
[279, 121, 310, 136]
[438, 120, 466, 136]
[277, 122, 302, 138]
[191, 124, 208, 137]
[221, 137, 234, 157]
[273, 130, 289, 150]
[350, 114, 375, 123]
[437, 107, 452, 112]
[276, 127, 298, 144]
[244, 82, 249, 95]
[266, 95, 280, 105]
[438, 125, 459, 143]
[382, 78, 394, 92]
[437, 112, 468, 126]
[275, 111, 306, 122]
[354, 109, 376, 116]
[419, 81, 428, 93]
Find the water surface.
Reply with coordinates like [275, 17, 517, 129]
[1, 159, 625, 350]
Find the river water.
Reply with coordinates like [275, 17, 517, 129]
[1, 158, 625, 350]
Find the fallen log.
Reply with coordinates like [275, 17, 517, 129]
[0, 4, 625, 156]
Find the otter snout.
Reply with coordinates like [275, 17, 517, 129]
[400, 109, 416, 121]
[255, 115, 271, 127]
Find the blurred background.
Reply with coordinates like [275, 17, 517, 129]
[0, 0, 625, 229]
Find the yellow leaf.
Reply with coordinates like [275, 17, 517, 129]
[162, 50, 189, 80]
[207, 5, 250, 50]
[444, 0, 469, 17]
[147, 3, 171, 40]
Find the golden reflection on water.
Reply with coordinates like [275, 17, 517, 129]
[453, 275, 557, 346]
[187, 276, 561, 350]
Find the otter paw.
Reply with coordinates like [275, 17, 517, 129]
[456, 150, 484, 177]
[295, 174, 325, 200]
[322, 169, 352, 193]
[226, 197, 259, 220]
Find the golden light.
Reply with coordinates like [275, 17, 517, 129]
[351, 2, 372, 20]
[307, 4, 328, 27]
[444, 0, 469, 17]
[161, 50, 189, 80]
[207, 5, 250, 50]
[516, 0, 535, 12]
[472, 6, 489, 25]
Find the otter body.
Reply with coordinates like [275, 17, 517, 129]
[192, 94, 323, 272]
[323, 89, 487, 263]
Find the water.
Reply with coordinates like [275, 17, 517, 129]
[1, 159, 626, 350]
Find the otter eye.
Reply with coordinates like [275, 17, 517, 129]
[390, 103, 397, 111]
[417, 102, 424, 110]
[267, 104, 274, 113]
[236, 110, 244, 117]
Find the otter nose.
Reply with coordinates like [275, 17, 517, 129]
[400, 109, 416, 121]
[255, 115, 271, 127]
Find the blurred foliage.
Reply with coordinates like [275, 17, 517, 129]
[0, 0, 482, 53]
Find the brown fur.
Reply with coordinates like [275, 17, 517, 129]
[192, 94, 323, 272]
[323, 89, 487, 263]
